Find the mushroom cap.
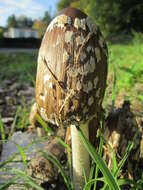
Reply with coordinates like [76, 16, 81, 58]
[36, 7, 108, 126]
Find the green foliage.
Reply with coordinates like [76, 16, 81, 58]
[108, 43, 143, 102]
[57, 0, 72, 10]
[42, 11, 51, 24]
[132, 30, 143, 44]
[89, 0, 143, 36]
[88, 0, 121, 36]
[7, 15, 33, 28]
[0, 114, 5, 142]
[118, 1, 143, 32]
[57, 0, 143, 37]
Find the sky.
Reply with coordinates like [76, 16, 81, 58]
[0, 0, 59, 27]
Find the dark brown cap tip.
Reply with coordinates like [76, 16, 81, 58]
[58, 7, 87, 20]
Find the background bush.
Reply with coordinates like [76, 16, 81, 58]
[57, 0, 143, 38]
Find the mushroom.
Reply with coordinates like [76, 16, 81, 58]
[31, 7, 108, 190]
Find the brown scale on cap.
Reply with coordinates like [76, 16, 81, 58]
[30, 7, 108, 142]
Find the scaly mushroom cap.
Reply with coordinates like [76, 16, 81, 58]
[36, 7, 108, 126]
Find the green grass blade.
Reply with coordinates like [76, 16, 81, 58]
[114, 141, 134, 177]
[8, 106, 21, 139]
[93, 121, 104, 190]
[56, 136, 73, 185]
[9, 168, 44, 190]
[117, 178, 135, 186]
[42, 151, 72, 190]
[89, 161, 95, 181]
[14, 143, 27, 169]
[77, 125, 121, 190]
[112, 152, 118, 175]
[0, 183, 14, 190]
[56, 137, 71, 152]
[0, 114, 5, 142]
[27, 72, 36, 86]
[84, 178, 105, 190]
[0, 154, 17, 168]
[0, 182, 16, 190]
[0, 177, 19, 190]
[111, 63, 117, 111]
[36, 114, 53, 135]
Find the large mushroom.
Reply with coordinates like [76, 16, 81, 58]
[30, 7, 108, 190]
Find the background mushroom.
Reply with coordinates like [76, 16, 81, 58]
[30, 7, 108, 190]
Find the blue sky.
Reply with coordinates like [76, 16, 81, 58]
[0, 0, 59, 27]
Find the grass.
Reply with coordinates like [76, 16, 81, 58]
[0, 114, 5, 142]
[0, 38, 143, 189]
[0, 53, 37, 84]
[108, 42, 143, 104]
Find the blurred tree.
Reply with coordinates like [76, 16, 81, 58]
[17, 16, 33, 28]
[57, 0, 143, 37]
[32, 11, 51, 38]
[26, 18, 33, 27]
[88, 0, 121, 36]
[42, 11, 51, 24]
[7, 15, 34, 28]
[57, 0, 72, 10]
[7, 14, 17, 27]
[32, 20, 47, 38]
[119, 0, 143, 32]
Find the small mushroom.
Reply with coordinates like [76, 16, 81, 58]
[32, 7, 108, 190]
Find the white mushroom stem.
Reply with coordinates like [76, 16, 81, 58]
[71, 123, 90, 190]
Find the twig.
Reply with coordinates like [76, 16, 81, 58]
[43, 58, 66, 94]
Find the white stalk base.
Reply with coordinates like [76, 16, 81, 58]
[71, 124, 90, 190]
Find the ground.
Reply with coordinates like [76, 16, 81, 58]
[0, 42, 143, 189]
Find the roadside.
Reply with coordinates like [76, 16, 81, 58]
[0, 48, 39, 54]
